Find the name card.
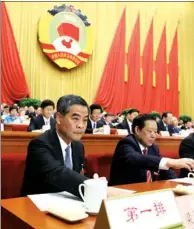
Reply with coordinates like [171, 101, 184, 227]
[176, 194, 194, 229]
[117, 129, 128, 135]
[94, 189, 183, 229]
[160, 131, 170, 137]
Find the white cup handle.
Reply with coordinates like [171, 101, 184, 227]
[188, 173, 194, 178]
[78, 183, 85, 201]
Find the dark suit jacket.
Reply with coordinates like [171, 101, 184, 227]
[85, 119, 104, 133]
[97, 119, 115, 128]
[179, 133, 194, 178]
[21, 128, 88, 197]
[157, 120, 174, 135]
[109, 135, 176, 186]
[27, 115, 56, 132]
[116, 119, 131, 134]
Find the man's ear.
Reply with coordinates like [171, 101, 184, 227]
[56, 113, 61, 124]
[134, 126, 140, 135]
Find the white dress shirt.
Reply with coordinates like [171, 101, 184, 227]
[127, 119, 133, 133]
[56, 131, 73, 168]
[43, 116, 51, 125]
[137, 141, 169, 170]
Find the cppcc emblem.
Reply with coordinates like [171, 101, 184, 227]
[38, 5, 93, 69]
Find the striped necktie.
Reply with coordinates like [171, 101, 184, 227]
[143, 149, 152, 182]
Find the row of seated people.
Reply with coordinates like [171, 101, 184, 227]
[1, 101, 194, 136]
[2, 94, 194, 200]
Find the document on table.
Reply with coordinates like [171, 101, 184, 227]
[28, 191, 84, 211]
[28, 188, 135, 211]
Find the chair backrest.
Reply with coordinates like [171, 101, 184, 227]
[85, 153, 112, 180]
[12, 124, 29, 131]
[2, 153, 26, 199]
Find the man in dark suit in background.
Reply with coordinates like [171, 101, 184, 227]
[109, 114, 194, 186]
[98, 113, 115, 128]
[157, 112, 174, 135]
[179, 133, 194, 178]
[117, 108, 139, 134]
[85, 104, 104, 134]
[27, 99, 56, 131]
[21, 95, 89, 197]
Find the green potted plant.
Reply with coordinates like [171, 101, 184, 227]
[18, 98, 41, 107]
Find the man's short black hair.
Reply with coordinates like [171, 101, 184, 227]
[9, 105, 18, 113]
[162, 112, 172, 119]
[34, 105, 40, 110]
[132, 114, 156, 133]
[127, 108, 139, 115]
[57, 94, 89, 116]
[3, 105, 9, 109]
[41, 99, 55, 109]
[90, 104, 103, 114]
[104, 113, 114, 117]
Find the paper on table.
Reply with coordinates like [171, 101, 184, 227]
[107, 187, 136, 198]
[28, 191, 84, 211]
[28, 188, 136, 211]
[170, 177, 194, 185]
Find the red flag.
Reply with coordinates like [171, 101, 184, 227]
[57, 23, 79, 41]
[124, 13, 141, 110]
[168, 29, 179, 117]
[153, 25, 167, 113]
[94, 8, 126, 113]
[141, 18, 154, 113]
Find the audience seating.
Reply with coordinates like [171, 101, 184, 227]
[2, 153, 26, 199]
[1, 151, 179, 199]
[2, 153, 113, 199]
[12, 124, 29, 131]
[85, 153, 112, 180]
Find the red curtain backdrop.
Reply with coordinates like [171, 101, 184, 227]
[153, 25, 167, 114]
[141, 18, 154, 113]
[167, 29, 179, 117]
[124, 13, 141, 110]
[94, 9, 126, 113]
[1, 2, 30, 105]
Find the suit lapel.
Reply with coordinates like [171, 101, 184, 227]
[49, 129, 64, 165]
[50, 117, 56, 129]
[124, 120, 130, 133]
[38, 115, 45, 129]
[71, 142, 79, 172]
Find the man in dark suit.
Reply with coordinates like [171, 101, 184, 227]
[157, 112, 174, 135]
[117, 108, 139, 134]
[21, 95, 89, 197]
[179, 133, 194, 178]
[27, 99, 56, 131]
[85, 104, 104, 134]
[109, 114, 194, 186]
[98, 113, 115, 128]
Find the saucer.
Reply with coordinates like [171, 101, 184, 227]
[173, 184, 194, 195]
[85, 210, 98, 216]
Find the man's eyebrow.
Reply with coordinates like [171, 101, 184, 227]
[72, 113, 89, 118]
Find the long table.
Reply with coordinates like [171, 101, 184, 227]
[1, 131, 183, 158]
[1, 181, 179, 229]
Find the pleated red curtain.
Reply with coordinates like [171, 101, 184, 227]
[1, 2, 30, 105]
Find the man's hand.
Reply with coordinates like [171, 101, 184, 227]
[166, 158, 194, 171]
